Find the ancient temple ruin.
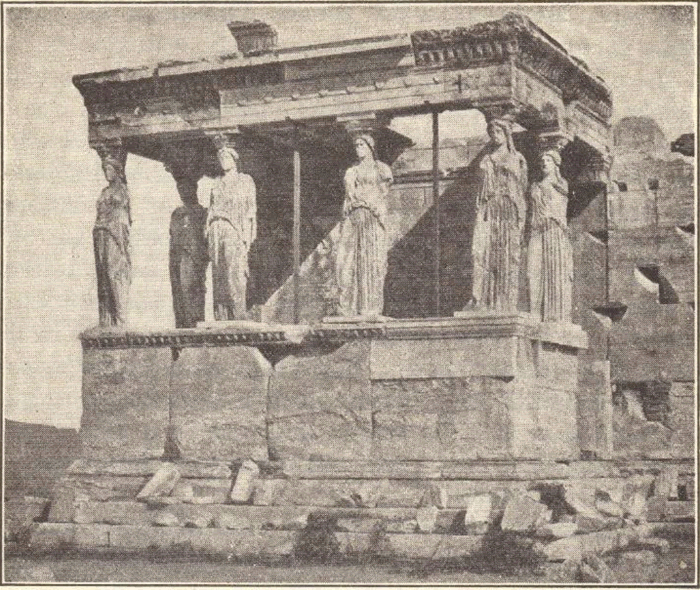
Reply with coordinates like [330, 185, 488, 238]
[32, 14, 693, 560]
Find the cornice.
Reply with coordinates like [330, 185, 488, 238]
[80, 315, 587, 350]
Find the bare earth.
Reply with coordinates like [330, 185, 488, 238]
[4, 537, 695, 585]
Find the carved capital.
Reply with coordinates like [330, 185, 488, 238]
[162, 142, 206, 182]
[578, 152, 613, 184]
[92, 140, 128, 179]
[337, 112, 391, 138]
[205, 128, 242, 152]
[479, 104, 520, 125]
[538, 130, 571, 154]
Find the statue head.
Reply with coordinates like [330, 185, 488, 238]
[217, 146, 239, 173]
[541, 149, 567, 193]
[487, 118, 516, 152]
[174, 176, 199, 206]
[102, 154, 126, 183]
[354, 134, 376, 161]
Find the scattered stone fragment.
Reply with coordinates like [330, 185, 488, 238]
[595, 482, 624, 505]
[576, 514, 620, 533]
[416, 505, 439, 533]
[596, 499, 624, 517]
[184, 515, 212, 529]
[501, 494, 550, 532]
[536, 522, 579, 538]
[544, 524, 653, 562]
[464, 494, 492, 525]
[526, 489, 542, 502]
[136, 464, 181, 501]
[637, 536, 670, 554]
[619, 550, 657, 565]
[230, 460, 260, 504]
[564, 485, 600, 519]
[213, 513, 252, 530]
[435, 487, 448, 509]
[577, 555, 614, 583]
[252, 479, 281, 506]
[152, 512, 180, 527]
[624, 491, 648, 520]
[171, 482, 195, 502]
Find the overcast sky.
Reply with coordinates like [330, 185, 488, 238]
[4, 3, 696, 428]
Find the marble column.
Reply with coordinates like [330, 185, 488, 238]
[466, 112, 528, 313]
[334, 114, 394, 317]
[527, 140, 574, 323]
[163, 144, 208, 329]
[206, 132, 257, 321]
[92, 142, 131, 327]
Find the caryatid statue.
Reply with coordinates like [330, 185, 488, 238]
[166, 163, 208, 329]
[93, 145, 131, 327]
[527, 149, 573, 322]
[336, 133, 393, 316]
[206, 139, 257, 321]
[469, 117, 528, 313]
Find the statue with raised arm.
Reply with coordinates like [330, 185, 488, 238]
[169, 175, 208, 328]
[528, 149, 573, 322]
[336, 133, 393, 317]
[469, 118, 528, 313]
[206, 144, 257, 321]
[93, 149, 131, 327]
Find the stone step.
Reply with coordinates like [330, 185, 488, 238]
[29, 523, 484, 560]
[67, 459, 233, 479]
[66, 459, 694, 481]
[66, 501, 462, 531]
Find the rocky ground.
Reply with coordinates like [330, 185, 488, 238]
[4, 524, 695, 584]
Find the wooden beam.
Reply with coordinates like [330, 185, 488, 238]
[432, 110, 440, 316]
[293, 144, 301, 324]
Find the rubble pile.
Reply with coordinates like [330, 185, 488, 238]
[23, 458, 693, 563]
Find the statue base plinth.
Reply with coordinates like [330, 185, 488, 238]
[79, 314, 587, 463]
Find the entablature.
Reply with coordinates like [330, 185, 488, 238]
[75, 13, 612, 160]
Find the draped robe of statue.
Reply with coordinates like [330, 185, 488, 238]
[93, 174, 131, 326]
[470, 144, 528, 312]
[336, 159, 393, 316]
[206, 171, 256, 321]
[170, 197, 208, 328]
[527, 160, 573, 322]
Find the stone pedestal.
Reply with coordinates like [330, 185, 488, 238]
[265, 314, 587, 461]
[80, 314, 587, 463]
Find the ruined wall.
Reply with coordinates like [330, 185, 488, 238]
[606, 118, 695, 459]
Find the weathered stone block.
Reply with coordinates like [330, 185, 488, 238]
[268, 341, 372, 460]
[172, 347, 269, 461]
[53, 475, 148, 503]
[510, 385, 578, 460]
[501, 494, 550, 532]
[81, 348, 171, 460]
[230, 460, 259, 503]
[370, 337, 518, 379]
[136, 464, 181, 500]
[371, 378, 512, 460]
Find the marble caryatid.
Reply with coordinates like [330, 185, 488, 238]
[168, 175, 208, 328]
[469, 118, 528, 313]
[93, 148, 131, 327]
[207, 143, 257, 321]
[528, 149, 573, 322]
[336, 133, 393, 317]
